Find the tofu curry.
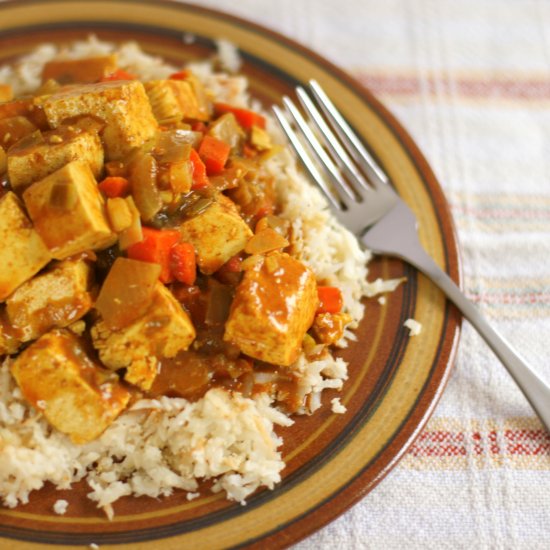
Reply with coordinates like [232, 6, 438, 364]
[0, 55, 350, 444]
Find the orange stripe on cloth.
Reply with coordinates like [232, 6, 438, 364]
[400, 417, 550, 470]
[354, 72, 550, 101]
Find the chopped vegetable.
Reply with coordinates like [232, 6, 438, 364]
[316, 286, 343, 314]
[165, 161, 192, 194]
[118, 196, 143, 250]
[100, 68, 137, 81]
[126, 226, 180, 283]
[189, 148, 210, 189]
[198, 135, 231, 175]
[214, 103, 266, 130]
[250, 125, 272, 151]
[169, 70, 190, 80]
[154, 131, 195, 163]
[106, 197, 133, 232]
[255, 215, 290, 237]
[95, 257, 161, 330]
[244, 227, 289, 255]
[222, 254, 242, 273]
[191, 121, 206, 133]
[208, 113, 244, 150]
[98, 176, 130, 198]
[130, 153, 162, 221]
[170, 242, 196, 285]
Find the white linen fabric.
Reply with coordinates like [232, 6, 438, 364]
[185, 1, 550, 548]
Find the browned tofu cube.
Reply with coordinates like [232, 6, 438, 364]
[179, 194, 253, 275]
[42, 54, 118, 84]
[145, 79, 209, 123]
[91, 282, 196, 390]
[224, 252, 318, 366]
[0, 116, 37, 149]
[23, 160, 116, 259]
[0, 192, 51, 302]
[6, 259, 94, 342]
[10, 329, 130, 443]
[8, 127, 104, 191]
[43, 80, 157, 160]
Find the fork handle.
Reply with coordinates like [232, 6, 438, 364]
[362, 201, 550, 430]
[401, 244, 550, 430]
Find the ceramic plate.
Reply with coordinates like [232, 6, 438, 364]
[0, 1, 461, 548]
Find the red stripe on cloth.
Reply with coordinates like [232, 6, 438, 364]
[465, 293, 550, 306]
[355, 73, 550, 100]
[407, 429, 550, 457]
[452, 205, 550, 220]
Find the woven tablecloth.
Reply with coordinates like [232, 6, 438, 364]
[184, 1, 550, 547]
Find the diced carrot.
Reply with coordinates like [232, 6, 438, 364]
[98, 176, 130, 198]
[170, 242, 196, 285]
[126, 227, 180, 283]
[214, 254, 243, 285]
[169, 70, 190, 81]
[223, 255, 243, 273]
[214, 103, 266, 130]
[198, 135, 231, 175]
[191, 121, 206, 133]
[316, 286, 343, 314]
[189, 148, 210, 189]
[100, 69, 137, 82]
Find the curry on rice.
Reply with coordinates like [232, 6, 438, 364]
[0, 40, 380, 514]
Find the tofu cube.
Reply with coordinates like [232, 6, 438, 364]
[145, 79, 209, 123]
[8, 127, 104, 191]
[0, 192, 51, 302]
[6, 259, 94, 342]
[43, 80, 157, 160]
[10, 329, 130, 443]
[91, 282, 196, 390]
[23, 160, 116, 259]
[41, 54, 118, 84]
[179, 194, 253, 275]
[224, 252, 318, 366]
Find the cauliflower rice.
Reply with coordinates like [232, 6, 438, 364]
[0, 37, 385, 517]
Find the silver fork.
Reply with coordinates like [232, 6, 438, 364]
[273, 79, 550, 432]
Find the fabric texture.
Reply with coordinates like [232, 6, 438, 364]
[184, 1, 550, 547]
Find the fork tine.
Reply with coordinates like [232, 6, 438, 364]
[309, 79, 389, 187]
[295, 86, 371, 193]
[281, 96, 357, 205]
[272, 105, 342, 210]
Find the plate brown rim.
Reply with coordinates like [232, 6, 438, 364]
[0, 1, 462, 547]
